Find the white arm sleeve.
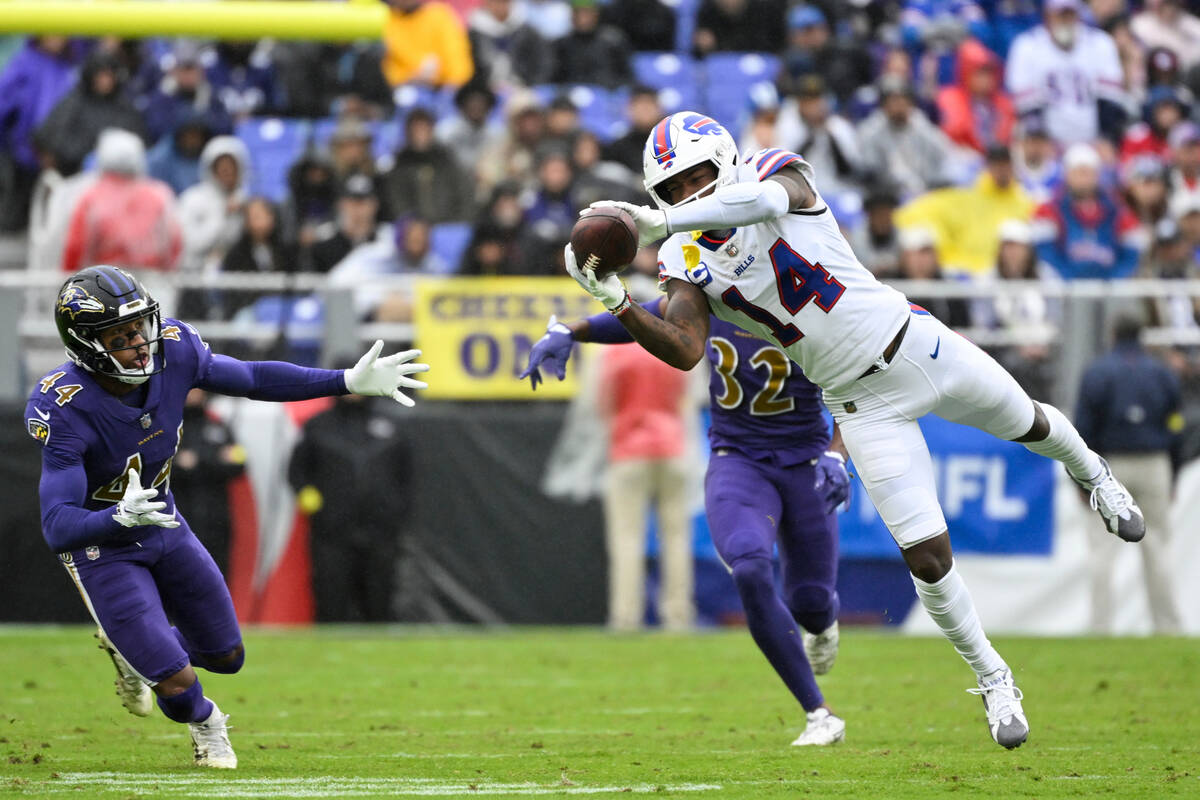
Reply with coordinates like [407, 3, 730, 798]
[663, 180, 791, 234]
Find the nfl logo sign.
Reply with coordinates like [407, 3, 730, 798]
[139, 413, 152, 430]
[86, 546, 100, 561]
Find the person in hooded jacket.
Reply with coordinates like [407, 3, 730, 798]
[281, 150, 339, 252]
[147, 113, 214, 195]
[937, 38, 1016, 154]
[35, 50, 145, 177]
[178, 135, 250, 273]
[60, 128, 182, 274]
[140, 40, 233, 147]
[0, 36, 80, 230]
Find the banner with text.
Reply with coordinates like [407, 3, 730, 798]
[836, 415, 1056, 558]
[414, 277, 598, 400]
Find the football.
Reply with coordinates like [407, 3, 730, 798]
[570, 208, 639, 279]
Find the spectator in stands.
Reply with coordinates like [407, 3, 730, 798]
[1143, 219, 1200, 329]
[1103, 13, 1146, 101]
[219, 196, 298, 316]
[61, 128, 182, 274]
[178, 135, 249, 273]
[1168, 122, 1200, 211]
[326, 116, 388, 214]
[544, 95, 581, 151]
[857, 75, 953, 198]
[1131, 0, 1200, 72]
[460, 181, 539, 275]
[327, 214, 447, 320]
[894, 227, 972, 328]
[310, 174, 381, 274]
[736, 81, 787, 154]
[1173, 193, 1200, 262]
[977, 219, 1058, 400]
[282, 150, 339, 251]
[570, 129, 641, 209]
[269, 42, 342, 118]
[552, 0, 633, 89]
[477, 90, 546, 195]
[141, 40, 233, 146]
[436, 81, 506, 181]
[147, 112, 214, 195]
[1005, 0, 1127, 146]
[848, 185, 902, 278]
[895, 144, 1035, 277]
[380, 0, 474, 88]
[0, 36, 78, 230]
[937, 38, 1016, 155]
[1121, 86, 1190, 164]
[207, 40, 282, 119]
[604, 86, 661, 175]
[1013, 117, 1061, 205]
[289, 392, 412, 622]
[384, 107, 473, 223]
[1122, 156, 1171, 253]
[468, 0, 552, 89]
[35, 50, 145, 177]
[602, 0, 676, 52]
[693, 0, 786, 57]
[1076, 313, 1184, 634]
[790, 74, 862, 203]
[1033, 142, 1140, 280]
[334, 43, 395, 119]
[521, 147, 577, 268]
[780, 5, 872, 108]
[372, 216, 452, 321]
[171, 389, 246, 579]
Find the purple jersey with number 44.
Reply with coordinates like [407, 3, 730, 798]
[706, 316, 828, 464]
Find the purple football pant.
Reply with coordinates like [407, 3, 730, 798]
[705, 450, 839, 711]
[59, 519, 241, 685]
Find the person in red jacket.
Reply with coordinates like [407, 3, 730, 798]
[62, 129, 182, 273]
[937, 39, 1015, 154]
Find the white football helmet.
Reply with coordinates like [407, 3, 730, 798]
[642, 111, 740, 210]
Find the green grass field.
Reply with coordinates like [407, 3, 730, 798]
[1, 627, 1197, 798]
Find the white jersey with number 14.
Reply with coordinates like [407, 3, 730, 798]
[656, 148, 910, 392]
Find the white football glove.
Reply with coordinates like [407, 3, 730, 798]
[344, 340, 430, 407]
[112, 468, 180, 529]
[564, 244, 629, 311]
[586, 200, 668, 247]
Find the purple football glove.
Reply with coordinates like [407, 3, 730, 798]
[518, 315, 575, 390]
[814, 451, 851, 514]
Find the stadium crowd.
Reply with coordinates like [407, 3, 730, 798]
[1, 0, 1199, 341]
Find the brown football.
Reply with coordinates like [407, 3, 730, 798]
[570, 208, 639, 278]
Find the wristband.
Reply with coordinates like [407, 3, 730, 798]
[609, 292, 633, 317]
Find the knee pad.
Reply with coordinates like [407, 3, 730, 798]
[156, 679, 211, 723]
[203, 644, 245, 675]
[730, 557, 775, 608]
[784, 583, 835, 619]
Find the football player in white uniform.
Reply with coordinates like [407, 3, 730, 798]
[566, 111, 1146, 750]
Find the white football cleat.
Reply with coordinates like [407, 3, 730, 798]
[790, 707, 845, 746]
[1075, 458, 1144, 542]
[803, 621, 839, 675]
[95, 629, 152, 717]
[968, 669, 1028, 749]
[189, 702, 237, 768]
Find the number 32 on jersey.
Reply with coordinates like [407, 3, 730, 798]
[709, 338, 793, 416]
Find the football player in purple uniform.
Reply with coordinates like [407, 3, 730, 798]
[27, 265, 429, 768]
[521, 298, 850, 746]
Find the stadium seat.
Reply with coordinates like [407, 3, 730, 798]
[532, 84, 625, 142]
[632, 52, 702, 113]
[236, 118, 310, 203]
[701, 52, 782, 130]
[429, 222, 473, 273]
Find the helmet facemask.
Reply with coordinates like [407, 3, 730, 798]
[67, 303, 164, 385]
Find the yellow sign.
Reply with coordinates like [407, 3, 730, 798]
[414, 277, 599, 400]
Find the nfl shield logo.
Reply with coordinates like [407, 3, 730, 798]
[139, 413, 152, 429]
[86, 546, 100, 561]
[843, 402, 857, 414]
[725, 244, 739, 257]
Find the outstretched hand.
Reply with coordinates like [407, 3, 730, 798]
[814, 452, 851, 515]
[344, 340, 431, 407]
[519, 315, 575, 390]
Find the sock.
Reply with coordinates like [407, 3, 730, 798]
[731, 557, 824, 712]
[1021, 403, 1103, 483]
[173, 627, 244, 674]
[911, 563, 1006, 680]
[156, 678, 214, 724]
